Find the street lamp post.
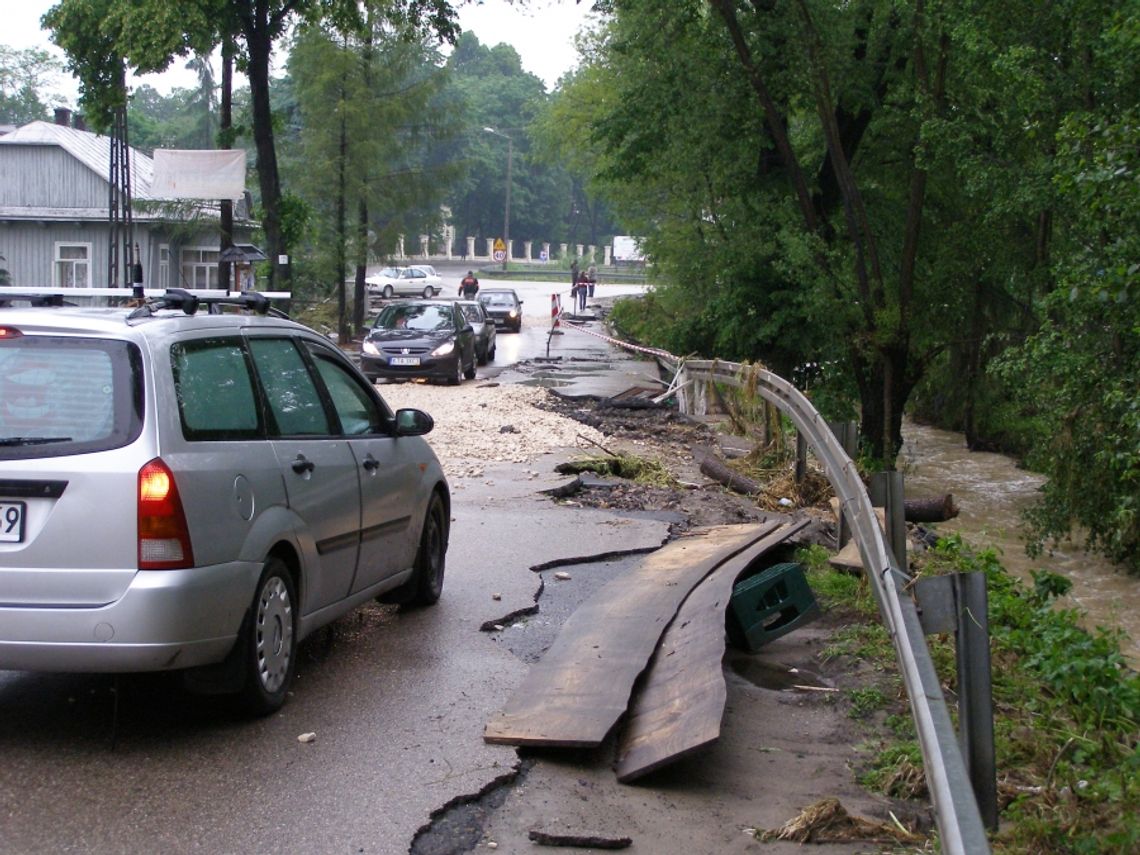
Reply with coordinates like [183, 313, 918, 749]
[483, 126, 512, 271]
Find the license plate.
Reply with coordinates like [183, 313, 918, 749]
[0, 500, 26, 543]
[389, 356, 420, 366]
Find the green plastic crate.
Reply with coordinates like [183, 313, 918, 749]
[726, 562, 820, 651]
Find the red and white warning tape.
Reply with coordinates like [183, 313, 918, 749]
[557, 315, 678, 363]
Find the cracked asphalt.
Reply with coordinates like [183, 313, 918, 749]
[0, 276, 675, 854]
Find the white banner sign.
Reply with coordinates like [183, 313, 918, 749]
[151, 149, 247, 200]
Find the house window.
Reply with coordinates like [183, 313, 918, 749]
[180, 247, 220, 289]
[54, 243, 92, 288]
[158, 245, 171, 289]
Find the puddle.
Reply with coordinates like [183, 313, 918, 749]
[727, 652, 830, 691]
[520, 377, 573, 388]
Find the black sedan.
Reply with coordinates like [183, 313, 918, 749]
[477, 289, 524, 333]
[360, 300, 477, 384]
[457, 300, 497, 365]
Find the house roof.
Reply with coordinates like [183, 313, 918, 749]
[0, 120, 157, 200]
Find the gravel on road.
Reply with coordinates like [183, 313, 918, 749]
[376, 381, 606, 479]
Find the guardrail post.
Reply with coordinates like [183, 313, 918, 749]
[794, 431, 807, 484]
[915, 573, 998, 831]
[957, 572, 998, 830]
[828, 421, 858, 547]
[869, 471, 907, 569]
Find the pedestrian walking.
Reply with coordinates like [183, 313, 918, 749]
[586, 263, 597, 298]
[576, 270, 588, 311]
[459, 271, 479, 299]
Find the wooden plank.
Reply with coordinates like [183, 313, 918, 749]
[483, 522, 781, 747]
[616, 519, 810, 782]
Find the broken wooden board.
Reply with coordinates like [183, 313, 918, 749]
[615, 519, 810, 782]
[483, 522, 782, 748]
[829, 505, 886, 571]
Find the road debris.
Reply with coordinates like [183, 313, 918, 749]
[528, 829, 632, 849]
[759, 798, 923, 844]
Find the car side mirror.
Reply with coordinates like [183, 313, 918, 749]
[394, 408, 434, 437]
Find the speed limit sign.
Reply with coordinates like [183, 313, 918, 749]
[493, 249, 506, 262]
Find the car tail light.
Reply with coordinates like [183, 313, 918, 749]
[138, 458, 195, 570]
[0, 326, 23, 339]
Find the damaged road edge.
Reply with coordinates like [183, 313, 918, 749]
[409, 760, 528, 854]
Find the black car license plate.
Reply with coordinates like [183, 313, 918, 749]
[0, 500, 27, 543]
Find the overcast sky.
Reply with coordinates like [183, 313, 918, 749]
[7, 0, 597, 104]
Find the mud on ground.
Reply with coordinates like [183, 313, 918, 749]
[534, 390, 837, 542]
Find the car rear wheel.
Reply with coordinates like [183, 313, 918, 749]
[383, 284, 394, 299]
[448, 356, 463, 385]
[487, 342, 495, 362]
[422, 286, 434, 299]
[238, 558, 297, 715]
[476, 345, 487, 366]
[463, 350, 477, 380]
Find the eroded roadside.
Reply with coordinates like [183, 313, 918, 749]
[385, 370, 914, 855]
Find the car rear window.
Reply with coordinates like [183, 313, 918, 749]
[0, 334, 143, 459]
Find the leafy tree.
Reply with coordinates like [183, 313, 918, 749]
[287, 16, 459, 337]
[0, 45, 65, 125]
[994, 10, 1140, 573]
[43, 0, 460, 288]
[567, 0, 1127, 471]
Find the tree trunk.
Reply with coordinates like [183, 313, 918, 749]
[218, 36, 234, 292]
[905, 494, 958, 523]
[854, 345, 911, 464]
[692, 445, 761, 496]
[335, 54, 349, 344]
[244, 31, 284, 290]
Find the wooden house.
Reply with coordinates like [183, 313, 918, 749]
[0, 116, 252, 291]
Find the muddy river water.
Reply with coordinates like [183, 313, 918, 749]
[899, 419, 1139, 668]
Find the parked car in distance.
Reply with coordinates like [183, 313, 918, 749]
[478, 289, 524, 332]
[365, 265, 443, 300]
[457, 300, 496, 365]
[0, 289, 450, 715]
[360, 300, 477, 384]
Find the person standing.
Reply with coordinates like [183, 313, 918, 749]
[586, 263, 597, 298]
[570, 259, 579, 295]
[576, 269, 588, 311]
[459, 270, 479, 299]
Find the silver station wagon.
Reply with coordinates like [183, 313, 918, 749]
[0, 290, 450, 714]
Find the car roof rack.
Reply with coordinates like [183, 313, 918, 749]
[0, 293, 71, 308]
[128, 289, 289, 321]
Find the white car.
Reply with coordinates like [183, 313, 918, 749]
[366, 265, 443, 300]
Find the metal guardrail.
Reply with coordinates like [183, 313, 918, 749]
[675, 359, 990, 855]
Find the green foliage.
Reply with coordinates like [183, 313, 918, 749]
[859, 742, 926, 799]
[0, 45, 65, 124]
[992, 99, 1140, 573]
[846, 686, 887, 719]
[919, 535, 1140, 851]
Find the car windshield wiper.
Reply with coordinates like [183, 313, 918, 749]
[0, 436, 73, 446]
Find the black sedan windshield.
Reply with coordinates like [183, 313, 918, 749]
[375, 304, 454, 332]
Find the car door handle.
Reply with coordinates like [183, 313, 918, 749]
[291, 455, 315, 474]
[362, 455, 380, 472]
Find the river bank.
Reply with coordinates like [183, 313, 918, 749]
[900, 419, 1140, 668]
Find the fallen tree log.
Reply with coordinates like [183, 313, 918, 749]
[905, 494, 958, 523]
[692, 445, 760, 495]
